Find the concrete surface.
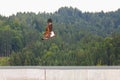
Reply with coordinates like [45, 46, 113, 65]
[0, 68, 120, 80]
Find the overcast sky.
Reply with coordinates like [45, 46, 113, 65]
[0, 0, 120, 16]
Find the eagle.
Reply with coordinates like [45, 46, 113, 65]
[42, 18, 56, 40]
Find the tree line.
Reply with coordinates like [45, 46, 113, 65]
[0, 7, 120, 65]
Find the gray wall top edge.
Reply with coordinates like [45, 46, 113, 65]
[0, 66, 120, 69]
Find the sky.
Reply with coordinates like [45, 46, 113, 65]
[0, 0, 120, 16]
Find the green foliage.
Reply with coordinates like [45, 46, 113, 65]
[0, 57, 9, 66]
[0, 7, 120, 66]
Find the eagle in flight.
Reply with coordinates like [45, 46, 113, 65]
[42, 18, 56, 40]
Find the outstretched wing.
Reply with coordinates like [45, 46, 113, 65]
[42, 31, 56, 40]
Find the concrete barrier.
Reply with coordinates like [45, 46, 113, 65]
[0, 68, 120, 80]
[0, 69, 44, 80]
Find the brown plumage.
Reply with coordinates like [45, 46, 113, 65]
[43, 23, 52, 39]
[42, 18, 55, 40]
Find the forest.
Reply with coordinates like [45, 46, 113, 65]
[0, 7, 120, 66]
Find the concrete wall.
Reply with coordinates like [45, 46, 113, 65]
[0, 68, 120, 80]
